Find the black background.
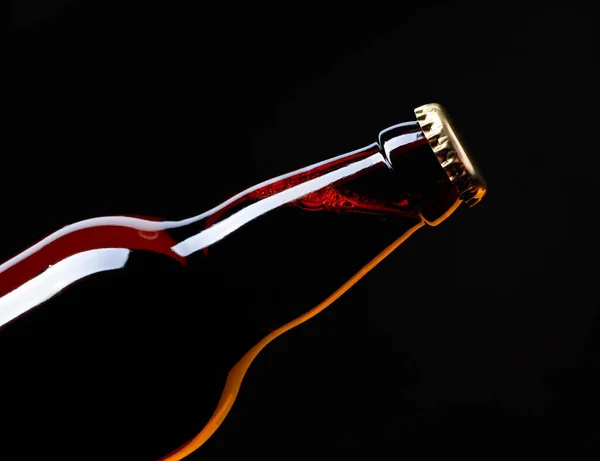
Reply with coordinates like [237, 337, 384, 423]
[9, 1, 600, 459]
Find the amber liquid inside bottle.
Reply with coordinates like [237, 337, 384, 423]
[0, 121, 461, 460]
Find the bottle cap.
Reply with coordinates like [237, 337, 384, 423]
[414, 103, 487, 207]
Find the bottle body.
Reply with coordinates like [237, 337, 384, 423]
[0, 107, 481, 460]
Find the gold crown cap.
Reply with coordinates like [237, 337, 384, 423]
[415, 103, 486, 207]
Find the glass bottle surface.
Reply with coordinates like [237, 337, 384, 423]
[0, 104, 485, 460]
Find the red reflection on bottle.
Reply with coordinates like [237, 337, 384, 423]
[0, 219, 185, 299]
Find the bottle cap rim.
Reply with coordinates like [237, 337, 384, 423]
[414, 103, 487, 207]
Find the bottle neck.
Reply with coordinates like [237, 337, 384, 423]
[169, 129, 429, 257]
[379, 121, 462, 225]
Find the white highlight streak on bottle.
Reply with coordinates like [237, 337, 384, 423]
[0, 248, 130, 328]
